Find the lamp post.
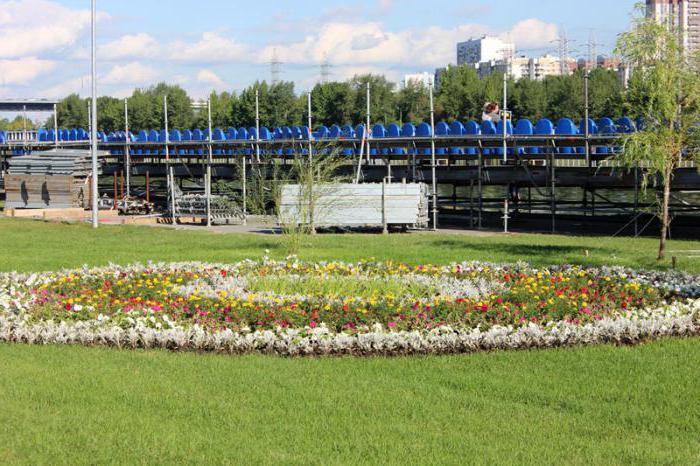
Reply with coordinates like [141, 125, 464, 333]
[90, 0, 99, 228]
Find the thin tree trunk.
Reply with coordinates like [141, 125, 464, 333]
[657, 169, 672, 261]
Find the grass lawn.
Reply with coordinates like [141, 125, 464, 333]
[1, 340, 699, 465]
[1, 217, 699, 464]
[0, 217, 699, 273]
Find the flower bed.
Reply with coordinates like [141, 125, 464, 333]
[1, 259, 698, 356]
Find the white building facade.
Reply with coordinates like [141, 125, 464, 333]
[401, 72, 435, 89]
[457, 36, 515, 65]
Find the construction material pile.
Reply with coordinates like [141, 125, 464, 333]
[4, 149, 105, 209]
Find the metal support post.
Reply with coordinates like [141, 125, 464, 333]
[365, 83, 371, 168]
[307, 92, 313, 163]
[164, 95, 175, 224]
[429, 83, 438, 230]
[124, 98, 131, 198]
[502, 73, 508, 164]
[584, 71, 591, 167]
[477, 145, 483, 229]
[53, 103, 59, 148]
[381, 177, 388, 235]
[22, 105, 27, 153]
[503, 199, 510, 233]
[634, 164, 639, 236]
[550, 151, 556, 233]
[255, 89, 261, 164]
[206, 98, 213, 228]
[242, 156, 247, 223]
[89, 0, 98, 229]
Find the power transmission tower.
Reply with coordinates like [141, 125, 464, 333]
[587, 29, 604, 70]
[552, 28, 575, 76]
[269, 48, 283, 85]
[320, 53, 333, 84]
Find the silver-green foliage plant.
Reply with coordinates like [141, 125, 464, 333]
[616, 3, 700, 261]
[278, 145, 349, 254]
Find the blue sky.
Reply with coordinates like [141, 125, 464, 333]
[0, 0, 638, 103]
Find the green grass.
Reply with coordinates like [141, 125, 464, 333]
[1, 217, 699, 464]
[1, 217, 699, 273]
[1, 340, 699, 465]
[246, 274, 435, 299]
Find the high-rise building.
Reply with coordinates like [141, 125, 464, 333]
[457, 36, 515, 66]
[646, 0, 700, 54]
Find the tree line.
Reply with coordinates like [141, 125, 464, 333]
[51, 66, 625, 132]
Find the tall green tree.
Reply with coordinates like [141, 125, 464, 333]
[511, 78, 547, 121]
[96, 96, 124, 132]
[395, 81, 430, 124]
[588, 68, 624, 118]
[310, 81, 354, 126]
[194, 91, 237, 128]
[349, 74, 396, 125]
[57, 94, 89, 128]
[435, 65, 482, 121]
[616, 3, 700, 260]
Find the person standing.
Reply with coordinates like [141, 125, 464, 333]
[482, 102, 501, 123]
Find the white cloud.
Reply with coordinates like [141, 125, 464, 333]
[0, 57, 55, 84]
[102, 62, 159, 85]
[39, 62, 158, 98]
[171, 31, 251, 63]
[261, 18, 558, 69]
[376, 0, 393, 14]
[100, 33, 161, 60]
[40, 75, 90, 99]
[504, 19, 559, 50]
[0, 0, 107, 59]
[197, 69, 226, 87]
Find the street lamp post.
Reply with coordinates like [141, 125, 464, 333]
[90, 0, 99, 228]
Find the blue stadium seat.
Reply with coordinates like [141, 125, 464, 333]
[136, 130, 148, 155]
[495, 120, 514, 155]
[314, 126, 329, 139]
[514, 119, 534, 154]
[534, 119, 554, 155]
[464, 121, 481, 156]
[480, 121, 497, 155]
[369, 124, 385, 156]
[416, 122, 432, 155]
[192, 129, 204, 156]
[555, 118, 578, 154]
[436, 121, 450, 155]
[578, 119, 598, 154]
[616, 117, 636, 133]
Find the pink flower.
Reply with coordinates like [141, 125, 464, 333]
[309, 321, 317, 329]
[388, 322, 397, 329]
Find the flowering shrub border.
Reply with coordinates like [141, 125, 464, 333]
[0, 260, 698, 357]
[1, 300, 698, 356]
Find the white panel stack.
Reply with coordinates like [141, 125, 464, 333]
[279, 183, 429, 229]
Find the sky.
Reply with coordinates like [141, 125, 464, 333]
[0, 0, 638, 103]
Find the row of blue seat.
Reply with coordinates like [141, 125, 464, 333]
[13, 116, 637, 157]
